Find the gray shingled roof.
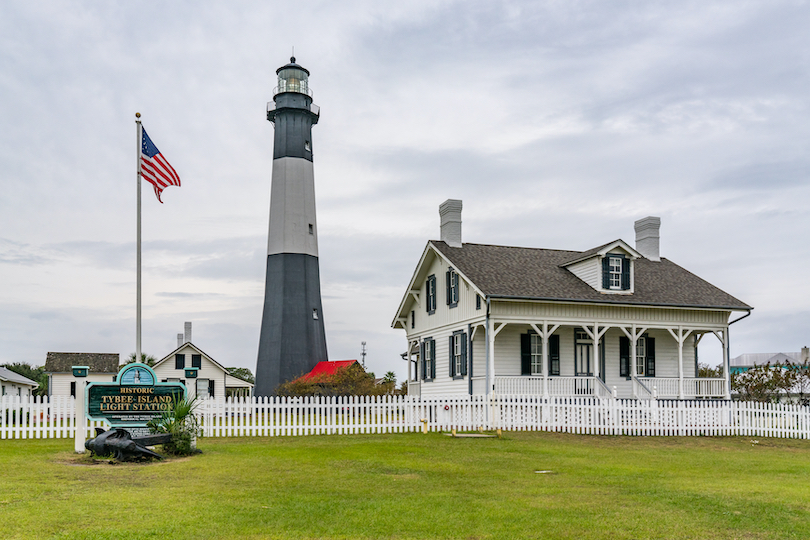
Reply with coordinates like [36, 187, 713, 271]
[0, 367, 39, 386]
[432, 241, 751, 310]
[45, 352, 120, 373]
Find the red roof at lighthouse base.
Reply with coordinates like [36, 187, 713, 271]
[302, 360, 360, 380]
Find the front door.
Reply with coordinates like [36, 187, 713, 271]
[575, 330, 593, 376]
[576, 343, 592, 375]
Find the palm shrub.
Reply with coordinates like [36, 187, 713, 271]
[147, 397, 201, 455]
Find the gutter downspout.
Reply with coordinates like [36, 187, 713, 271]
[468, 323, 473, 396]
[485, 296, 491, 397]
[726, 310, 752, 399]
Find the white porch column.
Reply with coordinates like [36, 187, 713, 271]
[667, 327, 693, 400]
[487, 316, 494, 396]
[583, 323, 609, 380]
[488, 322, 507, 395]
[541, 322, 548, 397]
[531, 322, 558, 398]
[630, 324, 637, 382]
[722, 328, 731, 399]
[407, 342, 413, 383]
[678, 329, 684, 399]
[593, 323, 600, 380]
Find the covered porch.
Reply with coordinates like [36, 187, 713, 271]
[474, 317, 730, 400]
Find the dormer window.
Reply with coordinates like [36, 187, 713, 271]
[609, 257, 622, 289]
[602, 254, 630, 291]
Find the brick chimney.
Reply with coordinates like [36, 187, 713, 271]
[439, 199, 463, 248]
[634, 216, 661, 262]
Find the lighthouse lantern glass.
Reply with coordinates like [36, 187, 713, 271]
[278, 68, 309, 95]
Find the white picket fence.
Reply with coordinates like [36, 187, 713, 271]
[3, 394, 810, 440]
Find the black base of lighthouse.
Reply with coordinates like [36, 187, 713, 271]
[255, 253, 328, 396]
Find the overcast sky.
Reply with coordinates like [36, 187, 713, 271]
[1, 0, 808, 381]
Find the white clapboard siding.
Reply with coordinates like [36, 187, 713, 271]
[3, 394, 810, 440]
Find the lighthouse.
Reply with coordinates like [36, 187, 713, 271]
[255, 57, 328, 396]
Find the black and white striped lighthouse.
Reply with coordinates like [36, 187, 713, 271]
[255, 57, 328, 396]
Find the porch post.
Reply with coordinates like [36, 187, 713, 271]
[593, 322, 600, 380]
[542, 321, 548, 397]
[677, 327, 684, 399]
[407, 342, 413, 383]
[723, 327, 731, 399]
[630, 324, 637, 382]
[487, 316, 495, 396]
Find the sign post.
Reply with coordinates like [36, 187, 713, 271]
[72, 366, 88, 453]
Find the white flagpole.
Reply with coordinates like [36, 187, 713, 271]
[135, 112, 143, 362]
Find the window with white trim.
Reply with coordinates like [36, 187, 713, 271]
[423, 338, 436, 380]
[636, 337, 646, 376]
[530, 334, 543, 375]
[447, 268, 459, 308]
[453, 333, 463, 375]
[609, 256, 622, 289]
[426, 275, 437, 315]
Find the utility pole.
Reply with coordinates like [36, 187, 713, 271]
[361, 341, 367, 369]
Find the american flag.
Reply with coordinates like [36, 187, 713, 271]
[140, 127, 180, 203]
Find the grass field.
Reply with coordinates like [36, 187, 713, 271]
[1, 432, 809, 539]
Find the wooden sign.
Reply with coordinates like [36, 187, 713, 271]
[86, 363, 186, 429]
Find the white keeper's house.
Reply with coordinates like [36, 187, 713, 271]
[152, 323, 254, 399]
[392, 200, 752, 400]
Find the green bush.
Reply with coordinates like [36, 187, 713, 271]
[147, 397, 201, 455]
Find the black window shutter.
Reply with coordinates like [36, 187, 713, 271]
[619, 336, 630, 377]
[431, 340, 436, 379]
[602, 257, 610, 289]
[454, 273, 460, 304]
[420, 341, 426, 381]
[449, 336, 455, 377]
[646, 337, 656, 377]
[460, 334, 468, 376]
[70, 381, 76, 398]
[208, 379, 215, 398]
[621, 257, 630, 290]
[446, 271, 452, 305]
[520, 333, 531, 375]
[549, 334, 560, 376]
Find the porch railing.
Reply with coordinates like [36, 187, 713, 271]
[408, 381, 421, 396]
[495, 376, 544, 395]
[461, 376, 725, 399]
[683, 377, 726, 398]
[547, 376, 606, 397]
[633, 377, 727, 399]
[632, 377, 654, 400]
[594, 377, 615, 399]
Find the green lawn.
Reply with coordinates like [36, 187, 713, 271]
[1, 432, 809, 539]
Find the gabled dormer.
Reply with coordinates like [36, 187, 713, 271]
[560, 240, 642, 295]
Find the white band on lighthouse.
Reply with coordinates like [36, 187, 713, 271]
[267, 157, 319, 257]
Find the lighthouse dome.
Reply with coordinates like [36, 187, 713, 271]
[275, 57, 311, 96]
